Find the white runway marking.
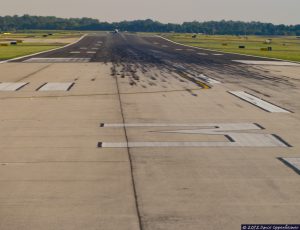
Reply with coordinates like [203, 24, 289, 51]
[69, 51, 80, 54]
[197, 53, 208, 55]
[186, 49, 195, 51]
[212, 54, 224, 56]
[24, 58, 91, 63]
[0, 82, 28, 91]
[91, 48, 98, 50]
[196, 74, 221, 84]
[87, 51, 97, 54]
[175, 49, 183, 51]
[229, 91, 290, 113]
[280, 158, 300, 174]
[37, 82, 74, 91]
[99, 123, 290, 148]
[232, 60, 300, 66]
[80, 47, 88, 50]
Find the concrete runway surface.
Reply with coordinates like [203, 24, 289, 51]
[0, 32, 300, 229]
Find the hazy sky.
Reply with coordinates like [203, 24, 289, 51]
[1, 0, 299, 25]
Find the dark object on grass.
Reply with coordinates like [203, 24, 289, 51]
[10, 41, 17, 45]
[239, 45, 245, 49]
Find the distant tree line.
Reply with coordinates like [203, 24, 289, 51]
[0, 15, 299, 35]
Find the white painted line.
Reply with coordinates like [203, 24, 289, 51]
[80, 47, 88, 50]
[155, 35, 300, 65]
[212, 54, 224, 56]
[229, 91, 290, 113]
[87, 51, 97, 54]
[197, 53, 208, 55]
[186, 49, 195, 51]
[196, 74, 221, 84]
[23, 58, 90, 63]
[280, 158, 300, 174]
[175, 49, 183, 51]
[0, 34, 87, 64]
[99, 123, 290, 148]
[102, 123, 233, 128]
[101, 135, 285, 148]
[37, 82, 74, 91]
[0, 82, 28, 91]
[69, 51, 80, 54]
[232, 60, 300, 66]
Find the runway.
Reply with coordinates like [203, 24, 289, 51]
[0, 32, 300, 230]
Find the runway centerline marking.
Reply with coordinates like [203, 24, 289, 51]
[229, 91, 291, 113]
[98, 123, 291, 148]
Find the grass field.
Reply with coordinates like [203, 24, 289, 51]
[0, 31, 83, 61]
[0, 43, 61, 60]
[162, 34, 300, 62]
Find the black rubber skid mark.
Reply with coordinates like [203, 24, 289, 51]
[272, 134, 293, 147]
[67, 82, 75, 91]
[278, 158, 300, 175]
[254, 123, 265, 130]
[36, 83, 47, 91]
[16, 82, 30, 91]
[225, 135, 235, 142]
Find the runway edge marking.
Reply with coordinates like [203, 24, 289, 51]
[155, 35, 300, 65]
[0, 34, 88, 64]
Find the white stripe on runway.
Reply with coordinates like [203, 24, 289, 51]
[233, 60, 300, 66]
[0, 82, 28, 91]
[101, 123, 245, 128]
[196, 74, 221, 84]
[38, 82, 74, 91]
[99, 123, 290, 148]
[100, 134, 287, 148]
[229, 91, 290, 113]
[24, 58, 91, 63]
